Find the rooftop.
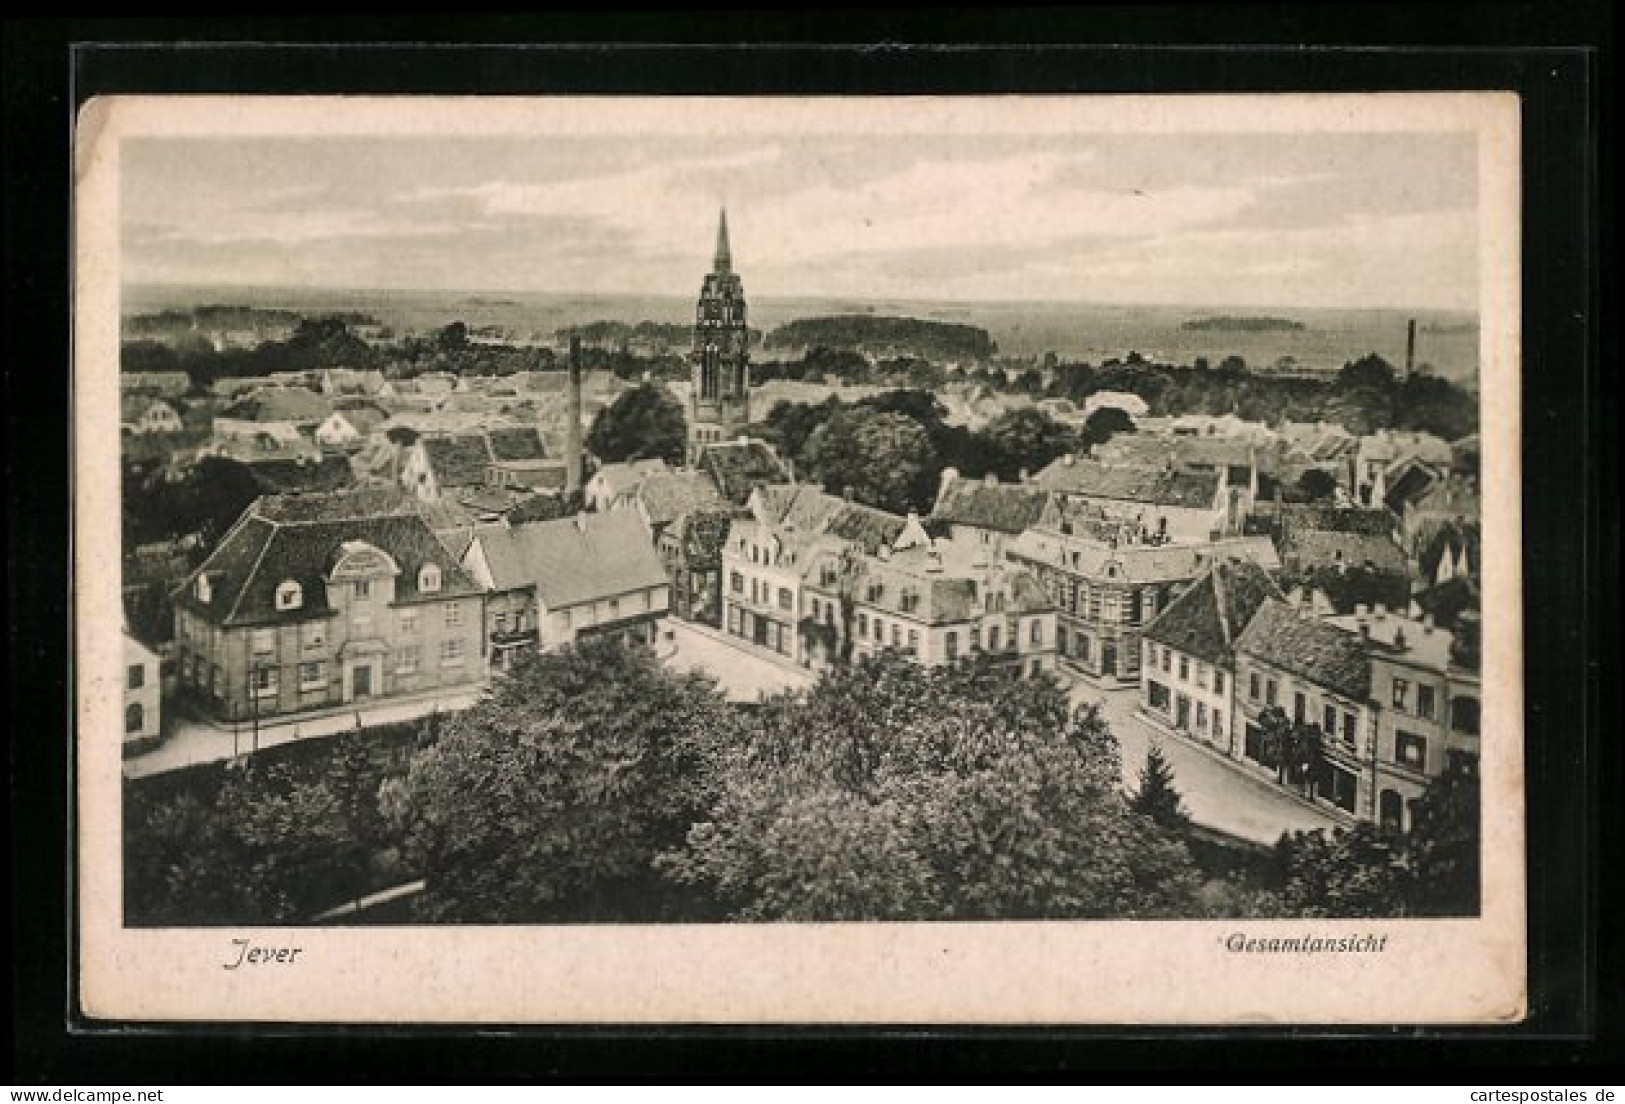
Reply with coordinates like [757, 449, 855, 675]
[1143, 558, 1284, 666]
[1235, 598, 1371, 701]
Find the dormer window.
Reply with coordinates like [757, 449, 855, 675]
[275, 580, 303, 611]
[419, 564, 442, 594]
[196, 574, 212, 603]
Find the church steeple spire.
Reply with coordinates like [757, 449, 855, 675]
[713, 208, 732, 274]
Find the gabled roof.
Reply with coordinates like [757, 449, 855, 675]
[420, 434, 494, 489]
[1234, 597, 1371, 701]
[1144, 558, 1283, 666]
[174, 490, 480, 628]
[698, 439, 791, 505]
[1278, 528, 1407, 577]
[1277, 504, 1397, 538]
[635, 471, 726, 529]
[1008, 529, 1280, 585]
[591, 458, 671, 500]
[839, 543, 1054, 625]
[1032, 456, 1221, 509]
[486, 426, 549, 462]
[932, 479, 1052, 535]
[478, 511, 668, 608]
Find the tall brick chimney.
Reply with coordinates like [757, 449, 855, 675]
[1405, 318, 1417, 375]
[566, 335, 583, 495]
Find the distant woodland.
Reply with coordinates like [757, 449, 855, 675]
[764, 315, 997, 361]
[1181, 315, 1306, 333]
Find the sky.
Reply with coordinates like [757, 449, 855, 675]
[121, 129, 1480, 310]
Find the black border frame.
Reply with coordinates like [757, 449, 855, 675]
[6, 11, 1615, 1082]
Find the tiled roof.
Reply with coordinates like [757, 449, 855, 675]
[243, 455, 356, 495]
[1416, 520, 1481, 581]
[1234, 598, 1371, 701]
[482, 511, 668, 609]
[486, 426, 549, 461]
[592, 459, 671, 500]
[225, 387, 332, 425]
[932, 479, 1052, 535]
[421, 434, 494, 489]
[635, 471, 726, 529]
[843, 545, 1054, 625]
[505, 494, 574, 526]
[1144, 559, 1283, 666]
[699, 439, 790, 505]
[175, 491, 481, 628]
[1032, 457, 1220, 509]
[1008, 529, 1280, 585]
[1279, 528, 1407, 576]
[1278, 504, 1397, 539]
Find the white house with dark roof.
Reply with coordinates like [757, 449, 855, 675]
[123, 629, 162, 754]
[461, 510, 670, 666]
[171, 490, 486, 722]
[930, 470, 1051, 556]
[1031, 454, 1247, 543]
[799, 535, 1057, 676]
[1140, 558, 1283, 755]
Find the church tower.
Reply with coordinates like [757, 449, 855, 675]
[688, 209, 751, 463]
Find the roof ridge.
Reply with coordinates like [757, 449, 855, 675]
[224, 513, 281, 624]
[1210, 563, 1234, 646]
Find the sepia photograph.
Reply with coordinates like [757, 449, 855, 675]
[75, 92, 1524, 1023]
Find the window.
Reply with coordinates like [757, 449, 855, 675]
[441, 639, 465, 665]
[1249, 673, 1260, 701]
[250, 628, 275, 657]
[857, 612, 868, 635]
[1196, 702, 1208, 729]
[275, 579, 302, 611]
[778, 587, 792, 611]
[299, 661, 325, 690]
[1323, 704, 1337, 736]
[353, 579, 371, 600]
[988, 625, 1001, 653]
[397, 645, 421, 674]
[1213, 711, 1225, 739]
[252, 666, 279, 697]
[730, 570, 743, 594]
[126, 664, 145, 691]
[1030, 619, 1042, 645]
[945, 631, 959, 661]
[1178, 656, 1190, 681]
[1148, 681, 1170, 710]
[890, 623, 901, 648]
[444, 603, 462, 627]
[907, 629, 919, 654]
[418, 564, 442, 594]
[398, 612, 417, 637]
[196, 575, 212, 603]
[493, 612, 509, 634]
[1293, 691, 1307, 723]
[125, 703, 144, 734]
[1196, 663, 1207, 690]
[1396, 730, 1427, 770]
[1265, 679, 1278, 706]
[302, 622, 326, 651]
[1392, 677, 1410, 711]
[1342, 711, 1358, 748]
[1213, 670, 1225, 695]
[608, 597, 620, 617]
[1417, 684, 1437, 721]
[1161, 647, 1171, 674]
[643, 590, 653, 611]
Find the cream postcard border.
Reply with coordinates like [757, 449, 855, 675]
[75, 93, 1525, 1024]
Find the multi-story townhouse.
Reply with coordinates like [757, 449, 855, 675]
[799, 537, 1057, 676]
[1325, 606, 1481, 831]
[1007, 501, 1279, 685]
[462, 509, 671, 658]
[1030, 453, 1250, 543]
[171, 489, 486, 723]
[720, 484, 928, 665]
[1140, 558, 1283, 755]
[1232, 598, 1375, 819]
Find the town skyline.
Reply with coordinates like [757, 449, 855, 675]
[122, 129, 1481, 312]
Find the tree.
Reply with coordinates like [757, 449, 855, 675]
[436, 320, 470, 353]
[585, 382, 688, 465]
[1295, 467, 1339, 503]
[1080, 406, 1137, 449]
[1338, 353, 1398, 393]
[1256, 705, 1293, 785]
[979, 407, 1078, 481]
[1406, 753, 1481, 916]
[1130, 742, 1190, 831]
[1274, 821, 1410, 918]
[800, 408, 939, 514]
[401, 638, 738, 922]
[664, 653, 1203, 921]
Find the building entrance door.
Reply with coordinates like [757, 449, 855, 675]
[1102, 641, 1117, 677]
[351, 663, 373, 701]
[1175, 694, 1190, 730]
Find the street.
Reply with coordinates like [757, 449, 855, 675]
[658, 618, 817, 702]
[1066, 675, 1342, 845]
